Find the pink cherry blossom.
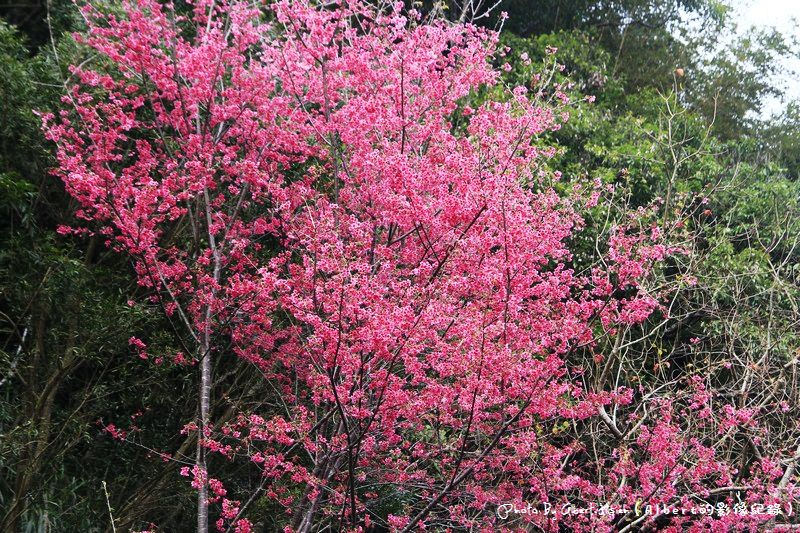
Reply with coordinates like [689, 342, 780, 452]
[45, 0, 794, 530]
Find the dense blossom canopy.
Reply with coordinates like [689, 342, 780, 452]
[43, 0, 796, 531]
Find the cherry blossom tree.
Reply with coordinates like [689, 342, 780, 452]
[43, 0, 796, 531]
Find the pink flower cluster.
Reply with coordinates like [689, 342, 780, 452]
[45, 0, 795, 530]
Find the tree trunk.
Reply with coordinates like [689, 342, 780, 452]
[196, 337, 211, 533]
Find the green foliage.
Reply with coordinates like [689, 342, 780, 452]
[496, 8, 800, 445]
[1, 0, 798, 530]
[0, 14, 200, 531]
[685, 26, 795, 139]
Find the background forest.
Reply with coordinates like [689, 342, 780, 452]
[1, 0, 799, 531]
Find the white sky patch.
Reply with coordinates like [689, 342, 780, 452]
[730, 0, 800, 115]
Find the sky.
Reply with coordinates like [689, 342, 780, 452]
[733, 0, 800, 32]
[731, 0, 800, 115]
